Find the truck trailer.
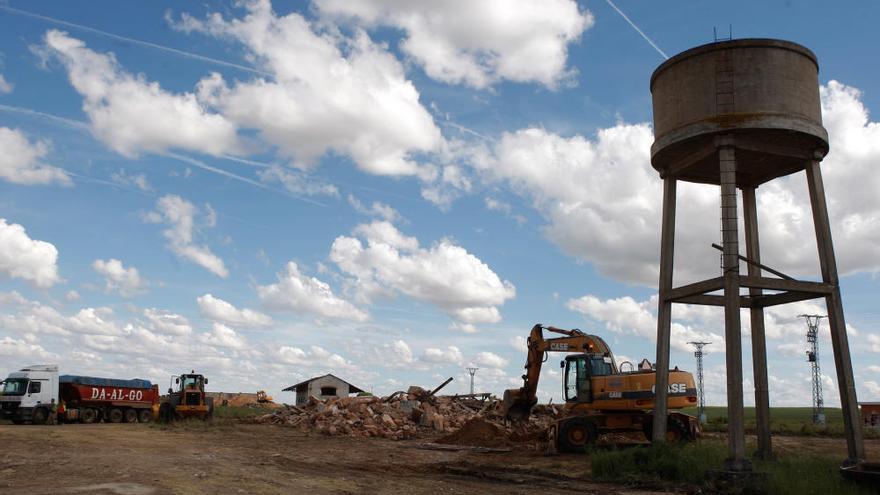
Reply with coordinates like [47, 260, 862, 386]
[0, 364, 158, 424]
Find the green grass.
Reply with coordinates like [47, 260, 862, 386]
[591, 440, 874, 494]
[681, 407, 880, 439]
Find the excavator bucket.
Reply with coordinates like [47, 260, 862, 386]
[502, 388, 537, 421]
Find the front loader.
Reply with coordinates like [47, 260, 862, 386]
[156, 371, 213, 422]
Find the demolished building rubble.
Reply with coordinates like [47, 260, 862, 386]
[254, 385, 564, 444]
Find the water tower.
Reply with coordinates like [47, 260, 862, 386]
[648, 39, 864, 470]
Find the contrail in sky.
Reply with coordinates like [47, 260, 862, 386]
[0, 103, 325, 206]
[0, 4, 272, 77]
[604, 0, 669, 60]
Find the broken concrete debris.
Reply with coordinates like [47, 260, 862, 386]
[255, 386, 563, 444]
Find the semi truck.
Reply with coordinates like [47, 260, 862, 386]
[0, 364, 159, 424]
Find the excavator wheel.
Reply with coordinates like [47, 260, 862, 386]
[643, 415, 694, 443]
[557, 416, 599, 453]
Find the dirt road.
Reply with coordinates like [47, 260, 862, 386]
[0, 421, 668, 495]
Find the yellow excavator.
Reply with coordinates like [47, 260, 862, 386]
[502, 324, 700, 452]
[156, 371, 213, 422]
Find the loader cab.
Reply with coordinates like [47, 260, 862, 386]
[563, 354, 615, 403]
[175, 373, 208, 406]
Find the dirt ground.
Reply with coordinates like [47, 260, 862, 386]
[0, 421, 668, 495]
[1, 421, 877, 495]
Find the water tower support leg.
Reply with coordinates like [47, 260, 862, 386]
[719, 144, 749, 470]
[652, 177, 676, 443]
[743, 186, 772, 460]
[805, 160, 865, 464]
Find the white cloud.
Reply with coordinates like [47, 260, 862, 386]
[92, 258, 147, 297]
[421, 346, 464, 366]
[197, 293, 272, 328]
[143, 308, 193, 336]
[316, 0, 592, 89]
[473, 81, 880, 287]
[145, 194, 228, 278]
[64, 290, 80, 302]
[257, 166, 339, 197]
[199, 323, 247, 350]
[0, 74, 12, 94]
[473, 351, 508, 368]
[0, 127, 71, 186]
[110, 169, 151, 191]
[566, 294, 723, 353]
[330, 221, 515, 325]
[0, 336, 56, 360]
[347, 194, 400, 223]
[274, 344, 354, 372]
[0, 218, 61, 288]
[0, 292, 69, 336]
[44, 30, 242, 157]
[173, 0, 442, 176]
[68, 307, 121, 336]
[868, 334, 880, 353]
[257, 262, 368, 321]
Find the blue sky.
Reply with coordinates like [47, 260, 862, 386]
[1, 0, 878, 406]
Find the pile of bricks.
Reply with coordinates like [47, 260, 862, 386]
[254, 386, 563, 441]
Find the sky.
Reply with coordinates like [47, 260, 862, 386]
[1, 0, 879, 407]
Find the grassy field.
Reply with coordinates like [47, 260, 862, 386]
[680, 406, 879, 438]
[591, 439, 874, 495]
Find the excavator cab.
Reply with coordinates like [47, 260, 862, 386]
[563, 354, 615, 404]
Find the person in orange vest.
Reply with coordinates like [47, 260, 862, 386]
[57, 399, 66, 425]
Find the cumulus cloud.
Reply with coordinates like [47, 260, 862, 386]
[0, 218, 61, 288]
[869, 334, 880, 353]
[143, 308, 193, 336]
[330, 221, 515, 325]
[0, 127, 71, 186]
[199, 323, 247, 350]
[421, 345, 464, 366]
[110, 169, 151, 192]
[172, 0, 442, 176]
[0, 336, 56, 360]
[144, 194, 228, 278]
[274, 344, 354, 372]
[197, 293, 272, 328]
[566, 294, 723, 353]
[43, 29, 241, 157]
[92, 258, 147, 297]
[473, 351, 508, 368]
[473, 81, 880, 287]
[316, 0, 592, 89]
[257, 262, 368, 321]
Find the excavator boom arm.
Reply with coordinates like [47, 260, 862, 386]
[503, 324, 613, 420]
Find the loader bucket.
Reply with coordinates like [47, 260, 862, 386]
[502, 388, 537, 421]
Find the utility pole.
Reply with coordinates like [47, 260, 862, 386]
[800, 314, 827, 425]
[688, 341, 711, 423]
[466, 367, 478, 395]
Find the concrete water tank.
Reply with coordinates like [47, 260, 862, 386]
[650, 39, 828, 187]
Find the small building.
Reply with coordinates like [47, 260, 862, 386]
[860, 402, 880, 429]
[283, 374, 365, 406]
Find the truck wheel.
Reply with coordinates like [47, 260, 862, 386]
[31, 408, 48, 425]
[124, 409, 138, 423]
[557, 417, 598, 453]
[81, 408, 98, 424]
[108, 408, 124, 423]
[138, 409, 152, 423]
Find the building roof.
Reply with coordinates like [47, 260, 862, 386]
[282, 373, 365, 394]
[859, 402, 880, 406]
